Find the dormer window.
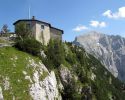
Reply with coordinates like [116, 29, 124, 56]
[41, 25, 44, 30]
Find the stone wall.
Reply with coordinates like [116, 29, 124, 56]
[50, 28, 62, 41]
[35, 23, 51, 45]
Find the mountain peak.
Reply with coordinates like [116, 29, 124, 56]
[81, 31, 104, 36]
[75, 31, 105, 45]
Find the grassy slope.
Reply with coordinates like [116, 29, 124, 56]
[0, 47, 41, 100]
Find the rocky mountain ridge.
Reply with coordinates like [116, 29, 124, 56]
[73, 31, 125, 81]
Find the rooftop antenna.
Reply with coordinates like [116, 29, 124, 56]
[28, 5, 31, 19]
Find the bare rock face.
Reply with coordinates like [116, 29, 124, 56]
[59, 64, 72, 84]
[30, 71, 61, 100]
[73, 31, 125, 81]
[27, 60, 62, 100]
[0, 87, 3, 100]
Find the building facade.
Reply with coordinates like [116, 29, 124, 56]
[13, 16, 63, 45]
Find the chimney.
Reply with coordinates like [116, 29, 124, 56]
[32, 16, 35, 20]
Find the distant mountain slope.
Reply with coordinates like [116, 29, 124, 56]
[73, 31, 125, 81]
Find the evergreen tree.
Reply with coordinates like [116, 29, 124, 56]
[15, 22, 32, 40]
[46, 39, 65, 68]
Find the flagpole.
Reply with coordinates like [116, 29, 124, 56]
[28, 5, 31, 19]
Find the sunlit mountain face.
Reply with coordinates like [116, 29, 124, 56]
[73, 31, 125, 82]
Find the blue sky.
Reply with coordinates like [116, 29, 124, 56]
[0, 0, 125, 41]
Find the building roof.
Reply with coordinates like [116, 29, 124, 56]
[51, 27, 64, 34]
[13, 19, 51, 26]
[13, 19, 64, 34]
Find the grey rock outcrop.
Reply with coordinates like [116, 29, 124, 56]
[0, 87, 3, 100]
[27, 59, 62, 100]
[73, 31, 125, 81]
[59, 64, 73, 84]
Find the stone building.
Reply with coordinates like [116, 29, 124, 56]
[13, 16, 63, 45]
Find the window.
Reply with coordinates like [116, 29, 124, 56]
[41, 25, 44, 30]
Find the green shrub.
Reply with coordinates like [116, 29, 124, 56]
[14, 38, 42, 56]
[45, 39, 65, 68]
[62, 79, 82, 100]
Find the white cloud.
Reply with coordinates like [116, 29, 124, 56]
[73, 21, 106, 32]
[100, 22, 106, 27]
[103, 10, 113, 18]
[73, 25, 88, 32]
[90, 20, 107, 28]
[103, 7, 125, 19]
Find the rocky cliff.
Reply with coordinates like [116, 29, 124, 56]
[73, 31, 125, 81]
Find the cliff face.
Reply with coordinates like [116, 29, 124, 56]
[73, 31, 125, 81]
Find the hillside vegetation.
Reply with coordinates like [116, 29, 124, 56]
[0, 47, 41, 99]
[0, 40, 125, 100]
